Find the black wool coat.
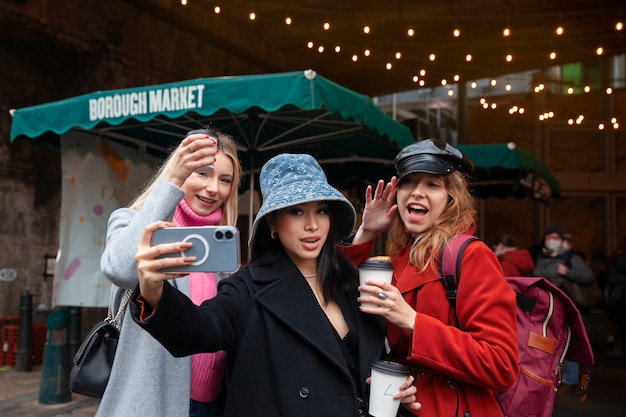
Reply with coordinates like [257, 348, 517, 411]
[131, 254, 386, 417]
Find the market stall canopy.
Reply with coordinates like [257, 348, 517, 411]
[458, 142, 560, 203]
[10, 69, 414, 190]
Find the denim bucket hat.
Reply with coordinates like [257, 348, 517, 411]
[250, 153, 356, 245]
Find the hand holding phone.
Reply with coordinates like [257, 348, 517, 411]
[152, 226, 240, 273]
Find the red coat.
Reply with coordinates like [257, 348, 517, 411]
[498, 248, 534, 277]
[347, 240, 519, 417]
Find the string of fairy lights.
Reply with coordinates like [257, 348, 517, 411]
[179, 1, 624, 131]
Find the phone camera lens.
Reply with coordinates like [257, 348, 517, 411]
[225, 230, 234, 239]
[215, 231, 224, 240]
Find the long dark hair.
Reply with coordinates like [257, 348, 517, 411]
[250, 201, 357, 302]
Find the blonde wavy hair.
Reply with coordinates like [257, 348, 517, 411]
[129, 130, 241, 227]
[387, 171, 477, 273]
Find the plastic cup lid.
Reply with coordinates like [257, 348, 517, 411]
[358, 260, 393, 270]
[371, 360, 410, 375]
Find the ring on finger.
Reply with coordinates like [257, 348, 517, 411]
[376, 292, 387, 300]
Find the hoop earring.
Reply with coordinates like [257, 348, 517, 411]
[271, 231, 277, 239]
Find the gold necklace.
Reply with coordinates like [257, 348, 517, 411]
[304, 273, 318, 278]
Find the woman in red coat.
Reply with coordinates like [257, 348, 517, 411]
[348, 138, 519, 417]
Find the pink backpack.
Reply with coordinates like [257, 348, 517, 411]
[439, 234, 594, 417]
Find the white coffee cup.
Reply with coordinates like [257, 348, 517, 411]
[358, 260, 393, 308]
[368, 360, 410, 417]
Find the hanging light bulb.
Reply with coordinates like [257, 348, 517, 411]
[407, 28, 415, 37]
[503, 28, 510, 37]
[285, 17, 292, 25]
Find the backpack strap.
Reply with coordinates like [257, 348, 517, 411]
[438, 234, 479, 309]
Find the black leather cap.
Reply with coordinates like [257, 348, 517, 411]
[394, 138, 474, 180]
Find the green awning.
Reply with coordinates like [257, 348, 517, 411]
[459, 143, 561, 201]
[10, 70, 413, 183]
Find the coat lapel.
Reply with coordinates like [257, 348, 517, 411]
[252, 256, 352, 375]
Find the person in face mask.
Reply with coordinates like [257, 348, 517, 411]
[532, 225, 595, 393]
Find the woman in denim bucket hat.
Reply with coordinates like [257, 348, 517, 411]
[128, 153, 420, 417]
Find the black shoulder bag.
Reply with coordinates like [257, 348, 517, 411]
[69, 288, 133, 398]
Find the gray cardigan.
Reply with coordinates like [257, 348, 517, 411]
[96, 179, 223, 417]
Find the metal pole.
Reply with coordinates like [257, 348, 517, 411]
[15, 291, 32, 372]
[68, 307, 81, 359]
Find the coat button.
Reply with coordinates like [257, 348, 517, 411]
[299, 387, 310, 398]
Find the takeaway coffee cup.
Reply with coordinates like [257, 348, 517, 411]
[358, 260, 393, 308]
[368, 360, 410, 417]
[186, 128, 218, 174]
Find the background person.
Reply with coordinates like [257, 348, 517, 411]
[349, 139, 519, 417]
[492, 233, 534, 276]
[532, 225, 595, 393]
[97, 128, 241, 417]
[130, 153, 420, 417]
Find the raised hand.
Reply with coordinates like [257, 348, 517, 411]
[353, 177, 398, 244]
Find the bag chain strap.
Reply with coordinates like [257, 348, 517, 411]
[104, 289, 133, 328]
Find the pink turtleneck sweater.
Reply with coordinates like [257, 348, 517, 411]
[173, 199, 225, 403]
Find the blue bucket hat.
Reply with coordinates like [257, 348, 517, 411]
[250, 153, 356, 245]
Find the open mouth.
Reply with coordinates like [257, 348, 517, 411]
[408, 203, 428, 215]
[198, 195, 216, 204]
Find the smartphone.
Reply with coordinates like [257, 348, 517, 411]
[152, 226, 240, 273]
[186, 128, 218, 174]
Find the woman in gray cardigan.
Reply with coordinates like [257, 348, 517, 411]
[130, 153, 420, 417]
[96, 129, 241, 417]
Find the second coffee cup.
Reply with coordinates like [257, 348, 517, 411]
[368, 360, 410, 417]
[358, 259, 393, 308]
